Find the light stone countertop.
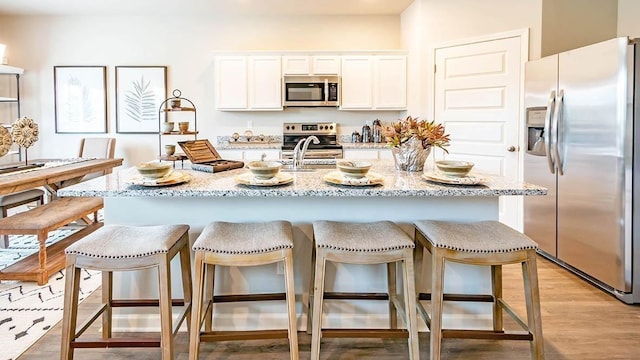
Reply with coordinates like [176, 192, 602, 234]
[58, 161, 547, 198]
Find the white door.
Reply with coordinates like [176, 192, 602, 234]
[434, 32, 526, 230]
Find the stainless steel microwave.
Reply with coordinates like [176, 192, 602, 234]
[282, 75, 340, 107]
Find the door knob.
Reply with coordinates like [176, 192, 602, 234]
[507, 145, 517, 152]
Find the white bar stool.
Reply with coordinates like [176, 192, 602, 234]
[60, 224, 192, 360]
[188, 221, 298, 360]
[309, 220, 420, 360]
[414, 220, 544, 360]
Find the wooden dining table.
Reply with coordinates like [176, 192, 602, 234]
[0, 158, 123, 196]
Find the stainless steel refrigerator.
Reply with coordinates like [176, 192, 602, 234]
[524, 37, 640, 304]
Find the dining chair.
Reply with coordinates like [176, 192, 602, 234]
[78, 137, 116, 181]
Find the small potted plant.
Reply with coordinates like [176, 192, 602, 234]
[384, 116, 450, 171]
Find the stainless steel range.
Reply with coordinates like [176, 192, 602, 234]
[281, 122, 343, 159]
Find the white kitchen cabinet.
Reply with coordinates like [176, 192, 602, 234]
[340, 56, 373, 109]
[215, 149, 243, 161]
[215, 56, 248, 110]
[248, 56, 282, 110]
[282, 55, 340, 75]
[374, 56, 407, 109]
[343, 148, 393, 160]
[215, 55, 282, 111]
[340, 55, 407, 110]
[215, 149, 280, 161]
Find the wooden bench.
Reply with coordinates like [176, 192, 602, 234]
[0, 197, 104, 285]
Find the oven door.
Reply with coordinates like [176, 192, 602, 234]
[281, 149, 343, 159]
[283, 76, 339, 107]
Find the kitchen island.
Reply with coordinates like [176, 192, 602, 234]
[58, 161, 545, 332]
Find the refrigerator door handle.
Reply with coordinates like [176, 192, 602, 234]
[552, 89, 565, 175]
[544, 90, 556, 174]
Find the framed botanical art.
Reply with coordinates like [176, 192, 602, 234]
[115, 66, 167, 133]
[54, 66, 108, 133]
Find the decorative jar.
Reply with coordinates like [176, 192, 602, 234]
[391, 136, 431, 172]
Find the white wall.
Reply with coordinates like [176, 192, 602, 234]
[542, 0, 617, 56]
[0, 14, 403, 166]
[618, 0, 640, 37]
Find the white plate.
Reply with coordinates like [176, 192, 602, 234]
[235, 172, 293, 186]
[127, 171, 192, 187]
[323, 171, 384, 186]
[423, 172, 487, 186]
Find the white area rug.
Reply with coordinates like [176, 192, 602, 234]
[0, 230, 102, 360]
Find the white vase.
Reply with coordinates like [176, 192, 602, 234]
[391, 136, 431, 172]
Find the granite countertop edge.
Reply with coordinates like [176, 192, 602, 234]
[57, 161, 547, 198]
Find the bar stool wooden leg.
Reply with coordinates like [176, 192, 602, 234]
[492, 265, 503, 331]
[178, 242, 193, 331]
[158, 254, 174, 360]
[387, 262, 398, 329]
[60, 257, 80, 360]
[203, 263, 215, 332]
[283, 248, 299, 360]
[310, 248, 327, 360]
[189, 251, 206, 360]
[523, 250, 544, 360]
[430, 247, 446, 360]
[401, 249, 420, 360]
[101, 271, 113, 339]
[306, 238, 316, 335]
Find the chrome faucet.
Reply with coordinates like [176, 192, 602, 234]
[292, 136, 319, 169]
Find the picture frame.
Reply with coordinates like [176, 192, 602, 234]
[115, 66, 167, 134]
[54, 66, 108, 134]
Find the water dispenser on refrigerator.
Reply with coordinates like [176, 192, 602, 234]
[526, 107, 547, 156]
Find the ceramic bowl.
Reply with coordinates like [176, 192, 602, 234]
[435, 160, 474, 177]
[336, 161, 372, 178]
[162, 122, 175, 133]
[135, 162, 173, 179]
[248, 161, 282, 179]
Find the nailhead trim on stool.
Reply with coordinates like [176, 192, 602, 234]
[309, 220, 420, 360]
[414, 220, 544, 360]
[189, 221, 299, 360]
[60, 224, 193, 360]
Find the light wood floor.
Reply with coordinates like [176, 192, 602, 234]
[19, 256, 640, 359]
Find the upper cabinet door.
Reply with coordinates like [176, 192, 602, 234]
[340, 56, 373, 109]
[282, 55, 340, 75]
[312, 56, 340, 75]
[215, 56, 248, 110]
[282, 56, 310, 75]
[374, 56, 407, 109]
[249, 56, 282, 110]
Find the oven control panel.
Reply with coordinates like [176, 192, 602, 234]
[283, 122, 337, 135]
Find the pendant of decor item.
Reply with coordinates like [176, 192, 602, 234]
[11, 116, 39, 149]
[391, 136, 431, 172]
[0, 126, 13, 157]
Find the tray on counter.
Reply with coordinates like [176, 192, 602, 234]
[178, 139, 244, 173]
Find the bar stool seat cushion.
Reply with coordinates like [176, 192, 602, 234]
[65, 224, 189, 259]
[192, 221, 293, 254]
[414, 220, 538, 253]
[0, 188, 44, 206]
[313, 220, 414, 252]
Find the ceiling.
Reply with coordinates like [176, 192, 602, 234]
[0, 0, 415, 16]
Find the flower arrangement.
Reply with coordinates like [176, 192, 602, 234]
[384, 116, 450, 152]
